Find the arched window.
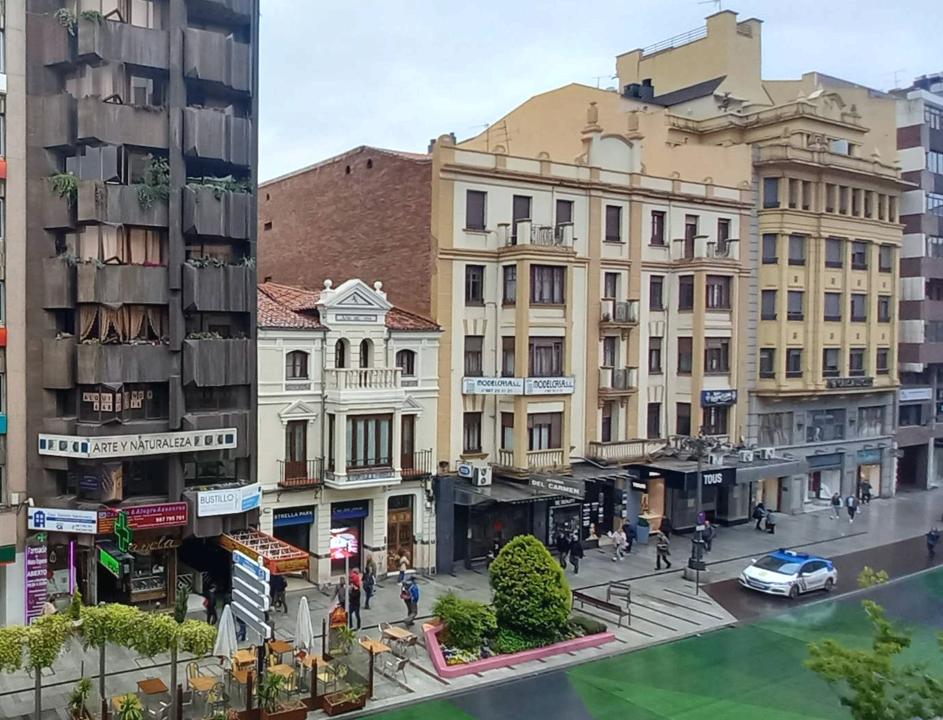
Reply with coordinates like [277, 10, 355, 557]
[334, 339, 347, 368]
[359, 339, 372, 369]
[285, 350, 309, 380]
[395, 349, 415, 376]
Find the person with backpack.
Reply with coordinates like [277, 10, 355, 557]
[348, 580, 362, 630]
[271, 573, 288, 614]
[655, 531, 671, 570]
[363, 561, 376, 610]
[830, 492, 842, 520]
[569, 534, 584, 574]
[405, 577, 420, 626]
[846, 494, 859, 524]
[204, 582, 218, 625]
[702, 520, 716, 552]
[753, 502, 766, 531]
[622, 520, 636, 553]
[860, 480, 873, 505]
[555, 531, 570, 568]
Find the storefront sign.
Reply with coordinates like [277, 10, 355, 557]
[682, 467, 736, 490]
[74, 463, 124, 503]
[330, 527, 360, 560]
[857, 449, 883, 465]
[98, 547, 121, 577]
[28, 507, 98, 534]
[331, 501, 369, 522]
[825, 377, 873, 389]
[25, 543, 48, 624]
[197, 483, 262, 517]
[702, 471, 725, 486]
[528, 476, 585, 499]
[462, 377, 524, 395]
[807, 453, 844, 470]
[701, 389, 738, 407]
[631, 480, 648, 492]
[524, 376, 576, 395]
[38, 428, 238, 459]
[273, 508, 315, 527]
[900, 387, 932, 402]
[98, 503, 188, 533]
[129, 536, 181, 553]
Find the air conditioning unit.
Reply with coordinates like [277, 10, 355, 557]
[472, 465, 493, 487]
[757, 447, 776, 460]
[707, 452, 725, 466]
[737, 449, 755, 463]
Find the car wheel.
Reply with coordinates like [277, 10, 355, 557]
[824, 578, 834, 593]
[788, 584, 799, 599]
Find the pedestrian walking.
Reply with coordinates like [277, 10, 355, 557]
[348, 581, 362, 630]
[404, 577, 420, 626]
[332, 576, 348, 609]
[397, 548, 410, 584]
[363, 562, 376, 610]
[611, 527, 626, 562]
[660, 517, 673, 538]
[655, 531, 672, 570]
[204, 583, 218, 626]
[622, 520, 636, 553]
[569, 534, 584, 574]
[753, 502, 767, 531]
[271, 573, 288, 614]
[555, 531, 570, 568]
[928, 528, 941, 559]
[235, 613, 247, 642]
[830, 492, 842, 520]
[845, 494, 859, 524]
[486, 539, 502, 568]
[765, 509, 777, 534]
[702, 520, 716, 552]
[860, 480, 873, 505]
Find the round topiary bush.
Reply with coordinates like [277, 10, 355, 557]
[432, 592, 497, 651]
[489, 534, 572, 641]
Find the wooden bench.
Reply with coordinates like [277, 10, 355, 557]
[572, 589, 630, 628]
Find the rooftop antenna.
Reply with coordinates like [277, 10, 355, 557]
[892, 69, 907, 88]
[593, 74, 618, 89]
[699, 0, 722, 10]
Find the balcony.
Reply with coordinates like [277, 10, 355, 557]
[40, 95, 77, 149]
[42, 258, 76, 309]
[326, 368, 401, 391]
[77, 182, 168, 228]
[182, 264, 253, 312]
[76, 343, 171, 384]
[76, 17, 169, 70]
[671, 236, 739, 262]
[77, 97, 169, 150]
[183, 27, 251, 94]
[495, 448, 567, 473]
[183, 338, 254, 387]
[587, 439, 666, 465]
[182, 186, 252, 239]
[901, 256, 943, 280]
[498, 221, 575, 252]
[598, 367, 638, 396]
[183, 108, 252, 167]
[600, 299, 639, 326]
[33, 12, 72, 67]
[76, 264, 168, 306]
[278, 459, 323, 489]
[402, 449, 434, 479]
[43, 337, 76, 389]
[43, 194, 76, 230]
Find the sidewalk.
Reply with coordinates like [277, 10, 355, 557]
[2, 489, 940, 718]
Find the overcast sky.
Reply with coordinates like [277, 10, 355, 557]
[258, 0, 941, 181]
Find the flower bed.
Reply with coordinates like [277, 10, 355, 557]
[424, 622, 616, 679]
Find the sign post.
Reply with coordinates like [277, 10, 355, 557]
[231, 550, 271, 676]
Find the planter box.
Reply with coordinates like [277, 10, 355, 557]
[424, 623, 615, 679]
[76, 264, 168, 305]
[183, 27, 251, 93]
[77, 17, 169, 70]
[260, 703, 307, 720]
[182, 264, 253, 312]
[182, 185, 252, 239]
[320, 692, 367, 717]
[182, 338, 254, 387]
[183, 107, 252, 167]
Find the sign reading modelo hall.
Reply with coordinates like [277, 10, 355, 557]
[37, 429, 238, 459]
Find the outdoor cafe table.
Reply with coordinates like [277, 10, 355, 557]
[359, 638, 391, 655]
[233, 649, 255, 669]
[268, 639, 293, 659]
[137, 678, 169, 695]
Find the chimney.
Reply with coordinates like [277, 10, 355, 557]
[263, 275, 272, 283]
[638, 78, 655, 101]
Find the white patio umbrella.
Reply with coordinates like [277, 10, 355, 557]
[213, 604, 239, 661]
[294, 596, 314, 651]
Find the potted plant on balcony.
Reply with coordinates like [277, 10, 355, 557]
[321, 685, 368, 717]
[256, 672, 307, 720]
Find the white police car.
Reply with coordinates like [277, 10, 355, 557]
[739, 549, 837, 599]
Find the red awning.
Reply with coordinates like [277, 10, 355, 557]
[218, 529, 309, 573]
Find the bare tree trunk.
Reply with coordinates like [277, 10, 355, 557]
[169, 644, 178, 720]
[34, 665, 42, 719]
[99, 644, 106, 705]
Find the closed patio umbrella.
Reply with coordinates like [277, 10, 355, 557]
[213, 604, 239, 661]
[294, 596, 314, 652]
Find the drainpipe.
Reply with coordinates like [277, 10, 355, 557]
[486, 300, 500, 456]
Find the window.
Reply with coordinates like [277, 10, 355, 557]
[825, 184, 836, 213]
[462, 413, 482, 453]
[129, 0, 161, 29]
[822, 348, 840, 377]
[465, 265, 484, 305]
[879, 245, 893, 273]
[502, 265, 517, 305]
[528, 413, 562, 450]
[530, 265, 565, 304]
[899, 404, 923, 427]
[929, 193, 943, 217]
[605, 205, 623, 242]
[649, 276, 664, 310]
[802, 180, 812, 211]
[78, 383, 168, 423]
[603, 272, 619, 300]
[705, 275, 731, 309]
[704, 338, 730, 373]
[465, 190, 486, 230]
[788, 234, 806, 265]
[787, 291, 804, 321]
[651, 211, 666, 245]
[824, 292, 842, 321]
[825, 237, 843, 268]
[786, 348, 803, 378]
[876, 348, 890, 375]
[395, 349, 416, 377]
[762, 234, 778, 263]
[528, 337, 564, 377]
[717, 218, 731, 251]
[347, 414, 393, 469]
[839, 186, 849, 215]
[334, 340, 347, 368]
[763, 177, 780, 208]
[703, 406, 729, 436]
[501, 337, 515, 377]
[851, 241, 868, 270]
[263, 221, 272, 231]
[806, 409, 845, 442]
[928, 105, 943, 130]
[851, 293, 867, 322]
[285, 350, 309, 380]
[129, 73, 165, 106]
[929, 151, 943, 175]
[859, 406, 885, 437]
[678, 337, 693, 374]
[464, 336, 483, 377]
[849, 348, 866, 377]
[678, 275, 694, 311]
[511, 195, 532, 240]
[358, 339, 372, 369]
[555, 199, 573, 227]
[601, 402, 613, 442]
[285, 420, 307, 463]
[931, 237, 943, 258]
[602, 336, 617, 368]
[759, 348, 776, 378]
[676, 403, 692, 436]
[878, 295, 891, 322]
[501, 412, 514, 450]
[648, 337, 663, 373]
[646, 403, 661, 439]
[758, 412, 793, 445]
[683, 215, 698, 258]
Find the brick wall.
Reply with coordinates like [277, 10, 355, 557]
[259, 147, 434, 315]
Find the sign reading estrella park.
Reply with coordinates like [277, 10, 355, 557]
[37, 429, 238, 459]
[97, 503, 188, 533]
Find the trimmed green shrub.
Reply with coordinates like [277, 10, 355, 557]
[490, 627, 544, 655]
[432, 592, 497, 651]
[570, 614, 607, 636]
[489, 534, 572, 640]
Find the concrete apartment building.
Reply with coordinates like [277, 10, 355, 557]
[1, 0, 261, 623]
[257, 279, 440, 582]
[895, 73, 943, 489]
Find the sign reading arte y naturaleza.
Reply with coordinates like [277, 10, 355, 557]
[37, 429, 238, 459]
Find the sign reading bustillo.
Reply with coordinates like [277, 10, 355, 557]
[197, 483, 262, 517]
[38, 429, 238, 459]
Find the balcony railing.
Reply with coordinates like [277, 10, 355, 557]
[401, 449, 434, 479]
[325, 367, 402, 391]
[278, 458, 323, 489]
[587, 439, 666, 464]
[598, 366, 639, 392]
[495, 448, 566, 471]
[499, 221, 574, 248]
[600, 299, 639, 324]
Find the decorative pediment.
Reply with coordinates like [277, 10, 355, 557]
[278, 399, 319, 423]
[399, 394, 423, 415]
[319, 279, 392, 313]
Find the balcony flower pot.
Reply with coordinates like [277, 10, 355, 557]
[320, 688, 367, 716]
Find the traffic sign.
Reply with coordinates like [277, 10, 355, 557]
[233, 578, 270, 612]
[233, 567, 269, 597]
[232, 600, 272, 640]
[231, 549, 271, 642]
[233, 550, 270, 581]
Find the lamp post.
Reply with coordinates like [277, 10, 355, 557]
[679, 430, 720, 595]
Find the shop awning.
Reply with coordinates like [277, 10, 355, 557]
[217, 529, 309, 574]
[455, 478, 570, 507]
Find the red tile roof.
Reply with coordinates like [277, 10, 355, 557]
[258, 282, 438, 332]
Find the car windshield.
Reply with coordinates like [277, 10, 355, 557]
[753, 556, 802, 574]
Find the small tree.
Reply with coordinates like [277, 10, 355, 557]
[807, 600, 943, 720]
[432, 592, 497, 650]
[489, 534, 572, 642]
[858, 566, 889, 588]
[26, 614, 72, 719]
